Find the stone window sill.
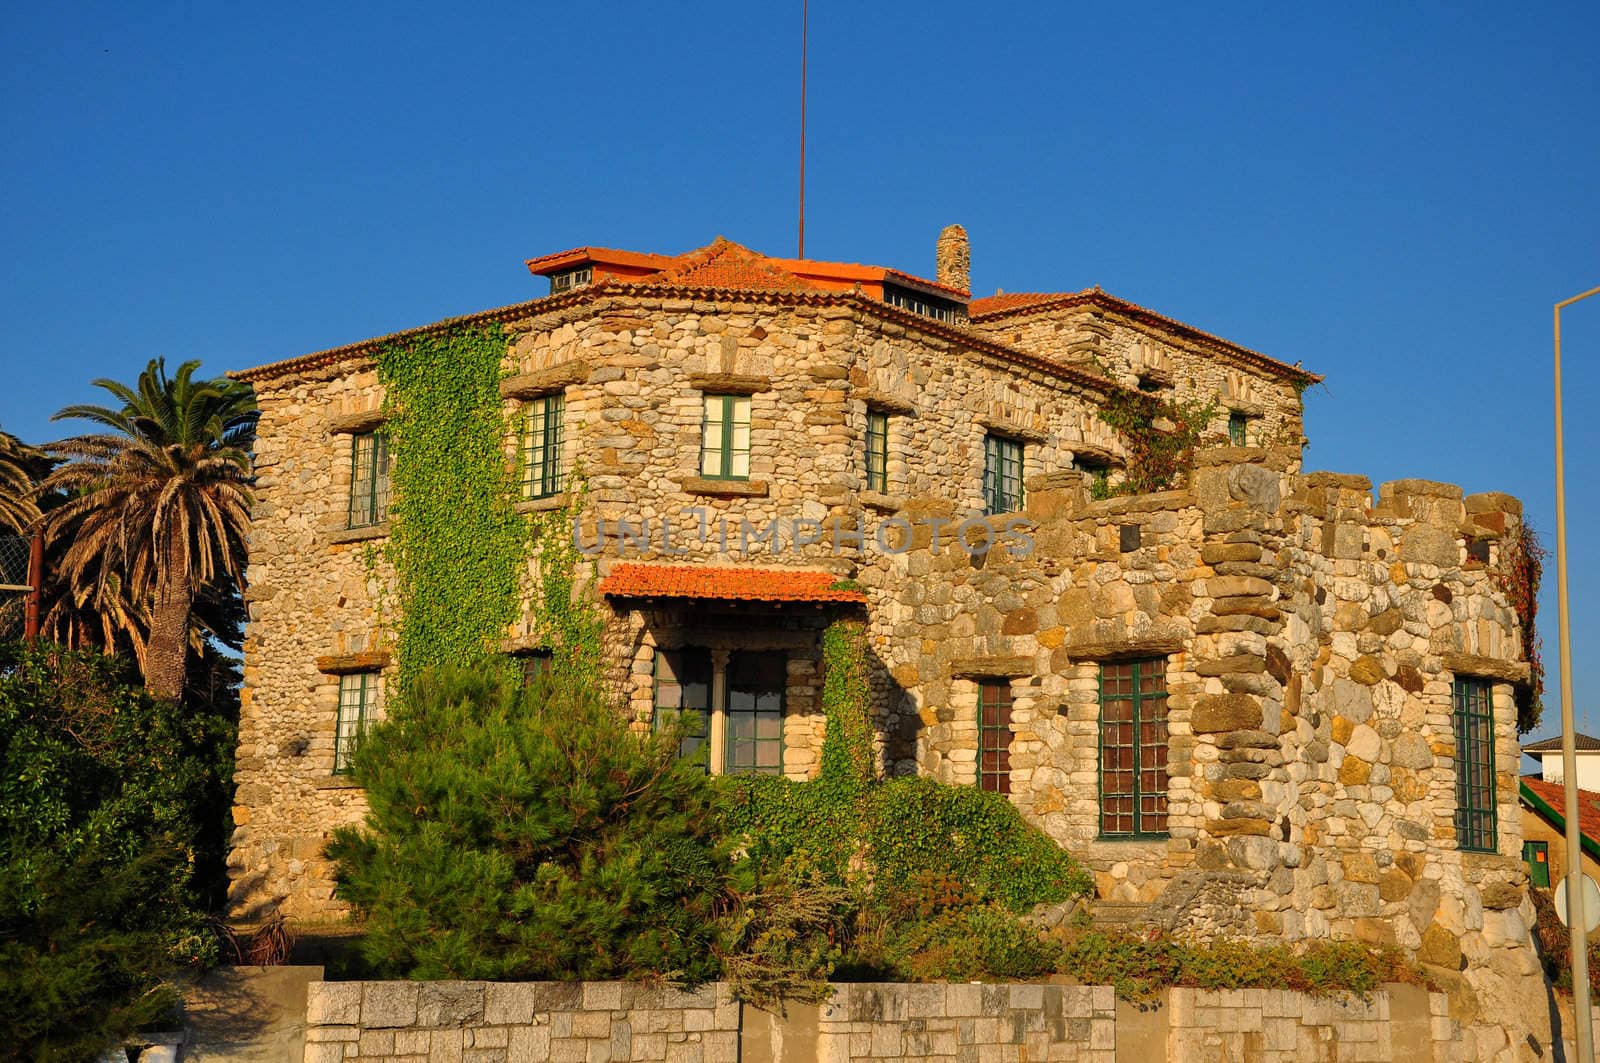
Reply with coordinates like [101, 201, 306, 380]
[329, 523, 389, 545]
[515, 494, 569, 514]
[312, 775, 364, 790]
[860, 490, 905, 513]
[680, 477, 769, 498]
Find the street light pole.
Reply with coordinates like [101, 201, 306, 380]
[1555, 283, 1600, 1063]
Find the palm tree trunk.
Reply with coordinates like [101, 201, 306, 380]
[146, 533, 191, 700]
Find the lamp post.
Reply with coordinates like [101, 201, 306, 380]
[1556, 283, 1600, 1062]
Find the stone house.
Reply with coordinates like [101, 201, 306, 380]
[229, 228, 1551, 1056]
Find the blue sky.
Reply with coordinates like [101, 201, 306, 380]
[2, 2, 1597, 738]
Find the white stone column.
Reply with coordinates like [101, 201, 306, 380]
[709, 650, 730, 775]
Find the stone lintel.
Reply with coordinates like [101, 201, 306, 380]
[1379, 478, 1464, 501]
[1220, 399, 1266, 416]
[686, 373, 771, 395]
[1064, 634, 1186, 661]
[1300, 470, 1373, 492]
[1464, 491, 1522, 516]
[852, 389, 918, 415]
[499, 360, 590, 399]
[312, 776, 364, 790]
[950, 656, 1035, 678]
[329, 523, 389, 545]
[1440, 652, 1530, 685]
[499, 636, 553, 655]
[979, 417, 1050, 444]
[316, 650, 392, 675]
[514, 494, 568, 514]
[327, 409, 385, 435]
[1065, 443, 1119, 467]
[1082, 489, 1192, 517]
[677, 477, 770, 498]
[859, 490, 905, 513]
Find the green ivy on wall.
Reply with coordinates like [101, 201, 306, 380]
[528, 473, 604, 685]
[374, 324, 525, 692]
[720, 619, 1093, 912]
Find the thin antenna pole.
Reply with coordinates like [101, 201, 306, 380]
[798, 0, 808, 259]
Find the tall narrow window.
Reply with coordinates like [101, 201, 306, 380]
[654, 649, 712, 771]
[1099, 659, 1169, 837]
[726, 652, 785, 776]
[978, 679, 1013, 794]
[701, 395, 752, 479]
[522, 393, 566, 498]
[1227, 412, 1248, 447]
[519, 650, 554, 686]
[347, 431, 390, 529]
[865, 410, 890, 493]
[1454, 677, 1497, 852]
[334, 672, 383, 775]
[983, 434, 1024, 515]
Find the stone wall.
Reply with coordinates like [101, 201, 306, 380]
[230, 288, 1302, 923]
[301, 979, 1461, 1062]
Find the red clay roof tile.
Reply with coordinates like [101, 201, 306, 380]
[598, 563, 867, 603]
[1522, 775, 1600, 847]
[643, 238, 815, 292]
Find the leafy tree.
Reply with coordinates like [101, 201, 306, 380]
[41, 358, 256, 698]
[328, 667, 735, 982]
[0, 642, 235, 1061]
[0, 425, 41, 533]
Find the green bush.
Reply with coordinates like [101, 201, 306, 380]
[0, 642, 233, 1061]
[1053, 927, 1428, 1002]
[328, 667, 735, 983]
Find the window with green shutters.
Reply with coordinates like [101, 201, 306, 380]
[522, 393, 566, 498]
[334, 672, 383, 775]
[1228, 412, 1248, 447]
[654, 649, 712, 771]
[347, 430, 390, 529]
[1453, 677, 1497, 852]
[983, 434, 1024, 515]
[866, 410, 890, 493]
[701, 395, 752, 479]
[978, 679, 1013, 794]
[1098, 658, 1169, 837]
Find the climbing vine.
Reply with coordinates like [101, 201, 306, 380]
[1495, 520, 1547, 734]
[719, 619, 1092, 911]
[1094, 387, 1218, 497]
[374, 324, 525, 693]
[529, 470, 605, 686]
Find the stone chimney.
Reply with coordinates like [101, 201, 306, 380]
[935, 224, 970, 293]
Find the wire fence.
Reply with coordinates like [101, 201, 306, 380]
[0, 534, 33, 642]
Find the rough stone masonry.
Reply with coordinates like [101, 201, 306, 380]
[228, 233, 1549, 1059]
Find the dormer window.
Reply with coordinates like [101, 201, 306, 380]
[883, 283, 967, 324]
[549, 266, 593, 295]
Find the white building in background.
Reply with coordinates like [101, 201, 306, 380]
[1523, 731, 1600, 790]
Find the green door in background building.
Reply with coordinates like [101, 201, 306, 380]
[1524, 840, 1551, 888]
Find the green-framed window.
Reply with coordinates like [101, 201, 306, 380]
[978, 679, 1013, 794]
[701, 395, 752, 479]
[333, 672, 382, 775]
[347, 431, 390, 529]
[1227, 412, 1248, 447]
[1454, 677, 1497, 852]
[522, 393, 566, 498]
[1099, 658, 1169, 837]
[983, 434, 1024, 515]
[866, 410, 890, 493]
[519, 650, 553, 687]
[654, 648, 712, 771]
[726, 652, 785, 776]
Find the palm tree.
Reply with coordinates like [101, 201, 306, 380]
[0, 425, 41, 533]
[42, 358, 256, 699]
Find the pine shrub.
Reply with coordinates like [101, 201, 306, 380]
[328, 667, 735, 982]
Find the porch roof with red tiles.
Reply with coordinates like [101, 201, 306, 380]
[597, 563, 867, 604]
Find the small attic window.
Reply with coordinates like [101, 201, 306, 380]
[549, 266, 593, 295]
[883, 284, 967, 324]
